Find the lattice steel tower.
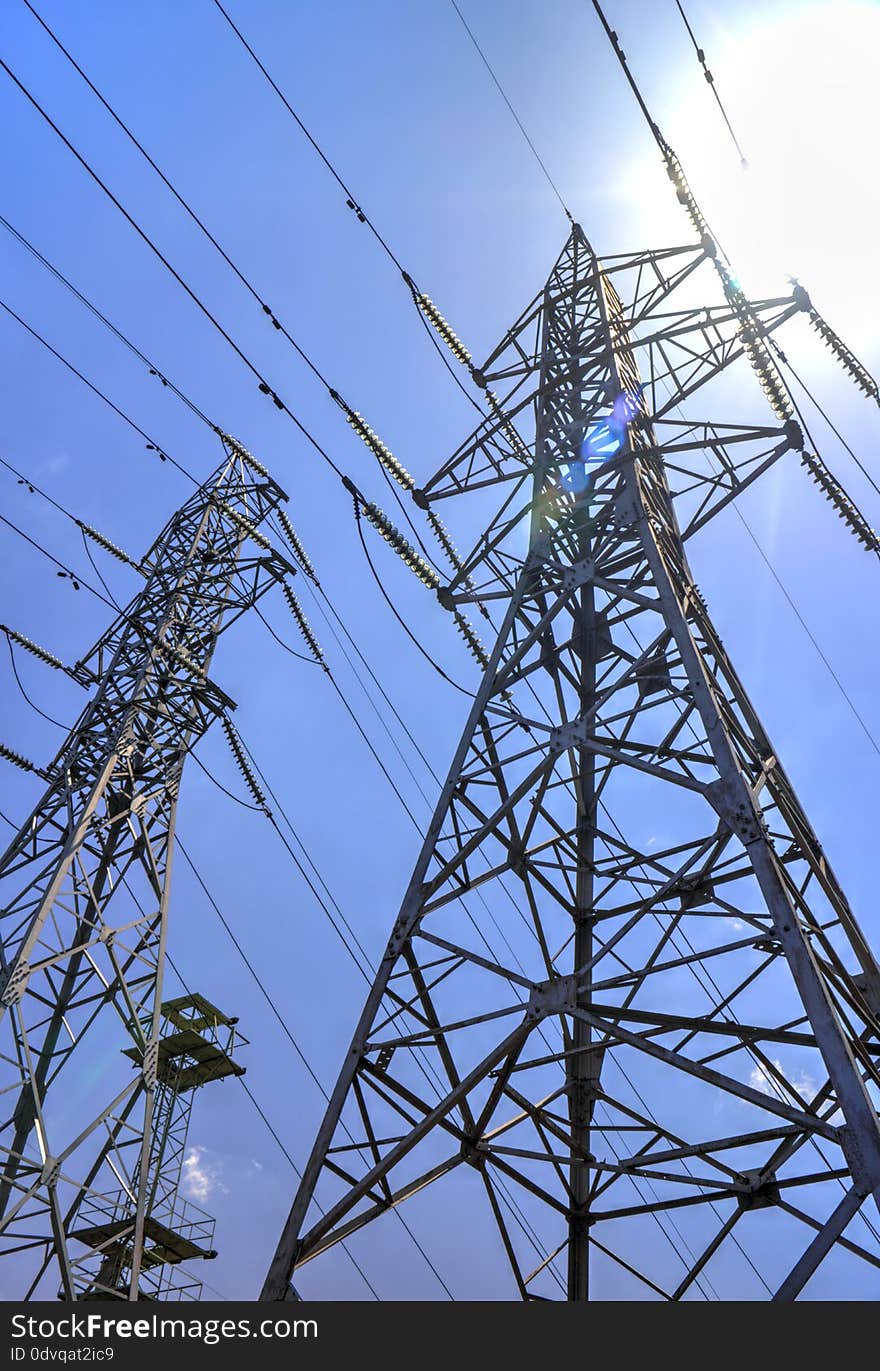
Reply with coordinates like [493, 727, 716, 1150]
[0, 435, 292, 1299]
[263, 224, 880, 1301]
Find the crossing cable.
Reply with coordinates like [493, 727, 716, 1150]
[79, 526, 125, 608]
[253, 606, 318, 667]
[673, 0, 748, 168]
[294, 581, 441, 800]
[216, 719, 375, 982]
[230, 728, 450, 1105]
[230, 742, 487, 1293]
[447, 0, 574, 222]
[233, 648, 539, 1026]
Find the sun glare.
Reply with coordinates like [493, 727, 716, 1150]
[636, 2, 880, 345]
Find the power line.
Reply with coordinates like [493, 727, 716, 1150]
[0, 212, 214, 430]
[0, 53, 347, 484]
[0, 296, 196, 483]
[673, 0, 748, 168]
[770, 340, 880, 503]
[4, 632, 67, 729]
[18, 0, 331, 386]
[0, 531, 448, 1294]
[1, 463, 717, 1297]
[1, 49, 472, 587]
[207, 0, 487, 415]
[175, 808, 455, 1298]
[10, 0, 532, 629]
[730, 504, 880, 757]
[21, 0, 483, 454]
[2, 209, 440, 595]
[6, 13, 871, 1272]
[448, 0, 573, 222]
[0, 509, 115, 608]
[352, 499, 474, 697]
[18, 1, 416, 439]
[208, 0, 406, 274]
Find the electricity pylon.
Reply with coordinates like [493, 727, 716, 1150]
[264, 225, 880, 1301]
[0, 435, 292, 1299]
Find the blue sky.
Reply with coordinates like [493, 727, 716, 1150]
[0, 0, 879, 1300]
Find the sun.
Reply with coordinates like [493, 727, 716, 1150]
[636, 2, 880, 347]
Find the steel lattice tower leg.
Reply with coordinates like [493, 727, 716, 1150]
[263, 227, 880, 1302]
[0, 436, 291, 1298]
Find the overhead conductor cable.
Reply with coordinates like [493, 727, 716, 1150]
[674, 0, 749, 168]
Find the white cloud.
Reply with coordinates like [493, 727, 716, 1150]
[181, 1145, 227, 1203]
[749, 1057, 817, 1101]
[40, 452, 70, 477]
